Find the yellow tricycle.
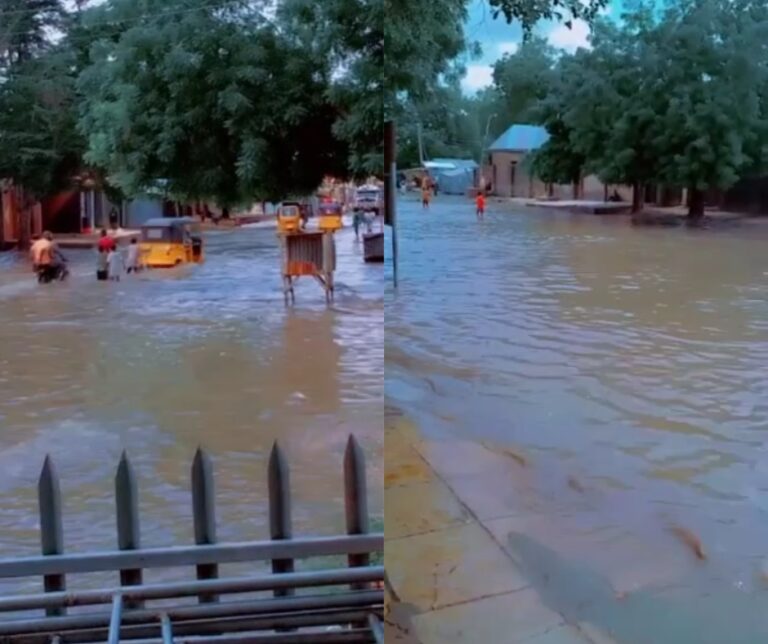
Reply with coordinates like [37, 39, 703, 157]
[139, 217, 204, 268]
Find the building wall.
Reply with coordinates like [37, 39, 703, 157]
[489, 151, 528, 197]
[42, 191, 81, 234]
[125, 198, 163, 228]
[489, 151, 638, 202]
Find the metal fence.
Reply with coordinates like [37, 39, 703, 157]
[0, 436, 383, 644]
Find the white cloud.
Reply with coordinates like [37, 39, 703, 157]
[462, 65, 494, 93]
[547, 18, 591, 52]
[497, 41, 519, 56]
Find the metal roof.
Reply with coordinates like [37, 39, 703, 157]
[489, 124, 550, 152]
[142, 217, 196, 227]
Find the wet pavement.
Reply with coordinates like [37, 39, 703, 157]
[0, 221, 383, 591]
[385, 195, 768, 643]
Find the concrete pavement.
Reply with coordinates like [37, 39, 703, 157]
[384, 410, 611, 644]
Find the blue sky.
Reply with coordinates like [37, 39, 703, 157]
[461, 0, 622, 93]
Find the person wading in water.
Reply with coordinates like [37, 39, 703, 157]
[421, 177, 432, 210]
[476, 191, 486, 221]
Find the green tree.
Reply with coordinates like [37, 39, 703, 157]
[278, 0, 383, 176]
[77, 0, 349, 205]
[0, 0, 64, 70]
[560, 16, 662, 211]
[648, 0, 768, 218]
[489, 0, 609, 36]
[528, 78, 586, 197]
[0, 0, 84, 199]
[397, 83, 482, 167]
[0, 48, 84, 198]
[492, 37, 557, 126]
[530, 0, 768, 218]
[384, 0, 467, 110]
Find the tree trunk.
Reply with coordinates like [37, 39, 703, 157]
[604, 183, 609, 203]
[18, 191, 32, 251]
[688, 188, 705, 220]
[572, 182, 578, 199]
[631, 181, 645, 213]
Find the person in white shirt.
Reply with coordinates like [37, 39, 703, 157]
[126, 238, 141, 273]
[107, 248, 124, 281]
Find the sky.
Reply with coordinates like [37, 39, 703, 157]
[461, 0, 621, 94]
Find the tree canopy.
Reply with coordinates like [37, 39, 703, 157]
[0, 1, 84, 198]
[278, 0, 383, 175]
[0, 0, 381, 203]
[516, 0, 768, 218]
[0, 0, 64, 70]
[77, 0, 350, 205]
[489, 0, 609, 36]
[385, 0, 610, 169]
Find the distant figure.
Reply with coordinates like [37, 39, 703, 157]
[433, 177, 439, 196]
[609, 189, 622, 202]
[476, 192, 486, 220]
[107, 248, 123, 281]
[98, 228, 116, 252]
[96, 248, 109, 281]
[422, 184, 431, 210]
[126, 238, 141, 273]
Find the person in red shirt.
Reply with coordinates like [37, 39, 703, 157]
[475, 192, 486, 220]
[98, 228, 116, 252]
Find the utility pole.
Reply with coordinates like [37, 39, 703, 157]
[478, 114, 497, 190]
[384, 121, 398, 287]
[416, 122, 426, 168]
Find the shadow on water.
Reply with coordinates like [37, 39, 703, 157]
[507, 531, 768, 644]
[0, 225, 383, 576]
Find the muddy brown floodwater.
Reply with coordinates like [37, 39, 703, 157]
[0, 222, 382, 592]
[386, 196, 768, 643]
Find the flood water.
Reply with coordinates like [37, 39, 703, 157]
[386, 196, 768, 641]
[0, 223, 383, 584]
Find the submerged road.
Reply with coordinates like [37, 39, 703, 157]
[0, 222, 383, 591]
[386, 195, 768, 643]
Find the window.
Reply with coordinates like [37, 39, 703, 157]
[143, 228, 167, 241]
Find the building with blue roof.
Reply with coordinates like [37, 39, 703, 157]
[484, 123, 621, 201]
[484, 124, 552, 198]
[488, 125, 550, 153]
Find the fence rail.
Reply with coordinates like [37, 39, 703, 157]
[0, 435, 383, 644]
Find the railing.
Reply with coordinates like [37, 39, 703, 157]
[0, 435, 383, 644]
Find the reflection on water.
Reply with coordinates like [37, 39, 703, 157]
[386, 196, 768, 638]
[0, 225, 382, 568]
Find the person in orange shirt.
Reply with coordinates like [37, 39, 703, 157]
[421, 177, 431, 210]
[475, 192, 486, 220]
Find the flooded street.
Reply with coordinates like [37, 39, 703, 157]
[0, 223, 383, 569]
[386, 196, 768, 642]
